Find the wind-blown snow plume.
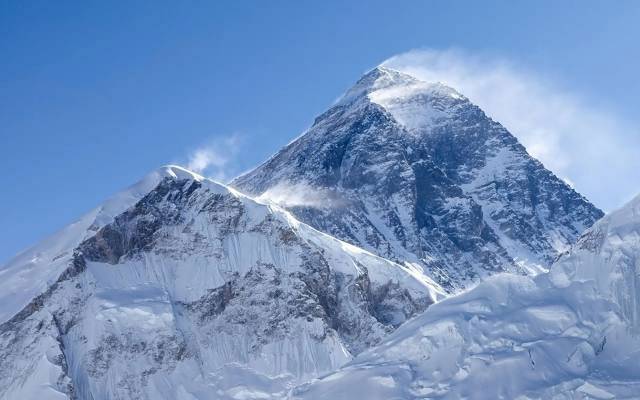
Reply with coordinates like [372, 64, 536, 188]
[256, 182, 345, 208]
[186, 134, 242, 182]
[383, 49, 640, 211]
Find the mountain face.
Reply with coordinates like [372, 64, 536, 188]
[0, 166, 442, 400]
[233, 67, 603, 291]
[0, 166, 174, 325]
[292, 194, 640, 400]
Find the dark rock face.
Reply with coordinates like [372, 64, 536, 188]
[81, 179, 203, 264]
[182, 259, 428, 356]
[233, 67, 604, 291]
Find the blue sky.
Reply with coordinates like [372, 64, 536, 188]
[2, 1, 640, 263]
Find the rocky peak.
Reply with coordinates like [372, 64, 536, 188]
[338, 67, 467, 125]
[234, 67, 603, 291]
[338, 66, 418, 104]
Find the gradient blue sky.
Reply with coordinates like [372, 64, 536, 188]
[2, 1, 640, 263]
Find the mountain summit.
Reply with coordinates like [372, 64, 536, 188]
[234, 67, 603, 290]
[337, 67, 420, 103]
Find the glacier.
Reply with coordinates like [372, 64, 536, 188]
[292, 194, 640, 399]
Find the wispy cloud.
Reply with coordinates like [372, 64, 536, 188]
[256, 182, 345, 208]
[383, 49, 640, 211]
[185, 134, 243, 182]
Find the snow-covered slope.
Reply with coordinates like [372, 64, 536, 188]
[292, 194, 640, 399]
[233, 67, 603, 291]
[0, 166, 192, 325]
[0, 166, 443, 400]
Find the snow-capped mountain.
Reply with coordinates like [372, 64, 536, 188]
[233, 67, 603, 290]
[292, 193, 640, 399]
[0, 67, 616, 400]
[0, 166, 443, 400]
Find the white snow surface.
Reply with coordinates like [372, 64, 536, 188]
[340, 66, 467, 135]
[291, 194, 640, 399]
[0, 165, 200, 325]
